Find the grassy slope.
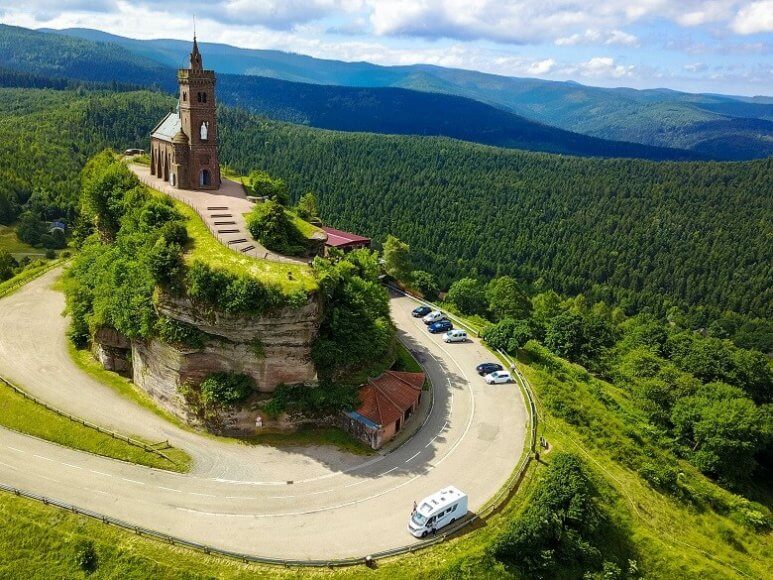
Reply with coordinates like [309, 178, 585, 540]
[0, 225, 46, 257]
[518, 358, 771, 579]
[0, 380, 189, 472]
[167, 194, 318, 294]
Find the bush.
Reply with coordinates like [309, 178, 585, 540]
[74, 540, 98, 574]
[199, 373, 254, 406]
[155, 317, 208, 349]
[491, 453, 607, 576]
[246, 200, 306, 256]
[264, 382, 360, 417]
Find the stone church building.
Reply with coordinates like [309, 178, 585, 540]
[149, 37, 220, 190]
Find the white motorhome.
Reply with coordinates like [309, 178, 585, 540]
[407, 486, 468, 538]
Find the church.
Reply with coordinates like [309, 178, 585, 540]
[149, 37, 220, 191]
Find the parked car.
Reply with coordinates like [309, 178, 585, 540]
[428, 319, 453, 334]
[422, 310, 446, 324]
[443, 329, 468, 343]
[476, 362, 504, 376]
[408, 486, 468, 538]
[484, 370, 512, 384]
[412, 305, 432, 318]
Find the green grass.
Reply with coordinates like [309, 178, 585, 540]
[0, 259, 60, 299]
[289, 211, 325, 240]
[167, 196, 318, 295]
[68, 344, 191, 432]
[0, 379, 190, 473]
[517, 355, 772, 579]
[392, 341, 423, 373]
[242, 426, 373, 456]
[0, 224, 45, 257]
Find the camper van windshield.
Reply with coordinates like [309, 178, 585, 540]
[411, 511, 428, 526]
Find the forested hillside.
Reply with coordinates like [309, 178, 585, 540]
[1, 87, 770, 322]
[216, 108, 772, 319]
[47, 26, 773, 160]
[0, 25, 699, 162]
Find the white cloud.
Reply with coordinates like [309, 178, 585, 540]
[555, 29, 639, 47]
[684, 62, 708, 73]
[527, 58, 556, 75]
[574, 57, 635, 79]
[732, 1, 773, 34]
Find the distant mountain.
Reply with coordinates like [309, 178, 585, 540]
[45, 27, 773, 160]
[0, 25, 701, 161]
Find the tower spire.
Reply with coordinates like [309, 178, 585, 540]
[190, 22, 202, 70]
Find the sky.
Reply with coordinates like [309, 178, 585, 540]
[0, 0, 771, 96]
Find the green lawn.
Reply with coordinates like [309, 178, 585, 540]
[0, 259, 60, 299]
[167, 196, 318, 295]
[0, 379, 190, 472]
[0, 224, 45, 257]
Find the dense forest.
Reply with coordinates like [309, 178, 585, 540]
[1, 87, 771, 325]
[44, 25, 773, 161]
[216, 107, 773, 320]
[0, 24, 749, 163]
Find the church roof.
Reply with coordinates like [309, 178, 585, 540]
[151, 112, 181, 142]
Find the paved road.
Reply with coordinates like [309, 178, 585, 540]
[0, 270, 527, 560]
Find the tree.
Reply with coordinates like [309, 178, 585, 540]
[671, 382, 772, 482]
[15, 211, 47, 246]
[411, 270, 439, 301]
[0, 250, 18, 281]
[491, 453, 606, 576]
[544, 311, 588, 360]
[483, 318, 532, 353]
[246, 200, 305, 256]
[446, 277, 488, 316]
[382, 234, 412, 282]
[487, 276, 532, 321]
[0, 190, 17, 225]
[532, 290, 563, 323]
[247, 169, 289, 205]
[296, 192, 319, 221]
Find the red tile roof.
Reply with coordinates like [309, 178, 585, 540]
[355, 371, 424, 428]
[321, 226, 371, 248]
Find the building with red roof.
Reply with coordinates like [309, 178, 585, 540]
[321, 226, 371, 255]
[342, 370, 425, 450]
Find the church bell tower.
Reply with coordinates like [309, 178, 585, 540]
[177, 36, 220, 190]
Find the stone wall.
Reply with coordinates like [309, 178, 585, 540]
[93, 289, 322, 431]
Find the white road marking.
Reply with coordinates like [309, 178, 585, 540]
[405, 452, 421, 463]
[33, 454, 54, 462]
[120, 477, 145, 485]
[7, 446, 25, 453]
[89, 470, 112, 477]
[0, 461, 18, 470]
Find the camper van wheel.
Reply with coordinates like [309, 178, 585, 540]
[421, 531, 428, 538]
[450, 517, 456, 524]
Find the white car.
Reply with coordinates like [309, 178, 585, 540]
[443, 329, 467, 343]
[422, 310, 445, 324]
[484, 370, 512, 384]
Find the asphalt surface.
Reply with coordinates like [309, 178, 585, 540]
[0, 269, 527, 559]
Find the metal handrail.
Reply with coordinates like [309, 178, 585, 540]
[0, 376, 177, 466]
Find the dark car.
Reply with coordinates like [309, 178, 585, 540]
[412, 305, 432, 318]
[476, 362, 504, 376]
[428, 320, 453, 334]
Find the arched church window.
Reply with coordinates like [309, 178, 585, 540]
[197, 92, 202, 103]
[183, 92, 187, 102]
[200, 121, 209, 141]
[202, 93, 208, 103]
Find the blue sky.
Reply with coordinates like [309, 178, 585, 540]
[1, 0, 771, 95]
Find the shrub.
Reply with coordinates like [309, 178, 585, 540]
[491, 453, 606, 576]
[199, 373, 254, 406]
[246, 200, 306, 256]
[74, 540, 98, 574]
[155, 317, 208, 349]
[411, 269, 439, 301]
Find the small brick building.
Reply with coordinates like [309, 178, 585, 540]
[149, 36, 220, 191]
[342, 370, 425, 450]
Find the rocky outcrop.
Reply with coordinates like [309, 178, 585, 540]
[93, 289, 322, 430]
[92, 327, 132, 376]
